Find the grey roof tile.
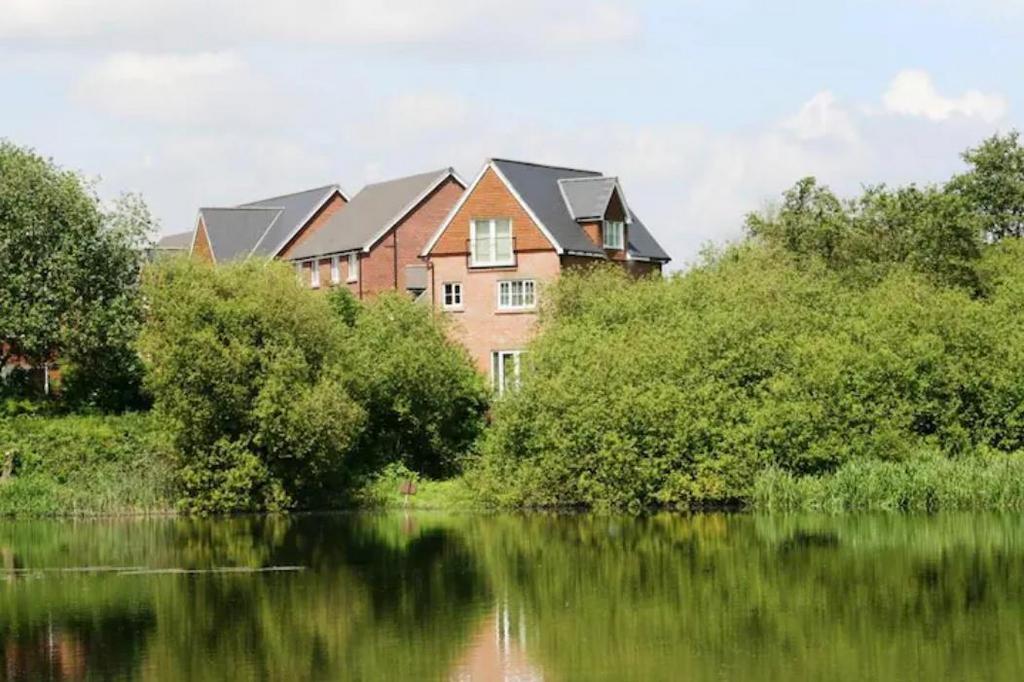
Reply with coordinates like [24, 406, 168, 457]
[287, 169, 453, 261]
[558, 177, 618, 221]
[243, 185, 342, 256]
[156, 231, 193, 249]
[491, 159, 671, 262]
[199, 207, 282, 262]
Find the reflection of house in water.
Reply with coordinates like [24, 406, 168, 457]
[2, 611, 155, 681]
[450, 601, 544, 681]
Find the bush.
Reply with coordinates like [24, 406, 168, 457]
[140, 259, 366, 512]
[474, 241, 1024, 510]
[0, 413, 173, 515]
[333, 290, 488, 478]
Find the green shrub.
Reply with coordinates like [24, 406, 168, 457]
[140, 259, 366, 512]
[0, 413, 173, 515]
[333, 291, 488, 479]
[475, 241, 1024, 510]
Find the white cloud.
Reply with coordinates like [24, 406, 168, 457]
[0, 0, 640, 53]
[882, 69, 1007, 122]
[75, 51, 277, 128]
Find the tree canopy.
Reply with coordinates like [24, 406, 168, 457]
[0, 141, 154, 409]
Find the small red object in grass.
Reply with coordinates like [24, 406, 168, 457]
[399, 480, 417, 496]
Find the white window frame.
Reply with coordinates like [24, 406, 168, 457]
[496, 279, 536, 311]
[603, 220, 625, 250]
[330, 255, 340, 285]
[442, 282, 463, 310]
[491, 350, 524, 395]
[470, 218, 514, 267]
[347, 252, 359, 283]
[309, 260, 320, 289]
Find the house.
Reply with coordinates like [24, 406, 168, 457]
[147, 230, 192, 261]
[286, 168, 466, 299]
[420, 158, 671, 391]
[188, 184, 350, 263]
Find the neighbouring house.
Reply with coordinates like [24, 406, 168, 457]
[420, 158, 671, 391]
[286, 168, 466, 299]
[147, 230, 192, 261]
[188, 184, 350, 264]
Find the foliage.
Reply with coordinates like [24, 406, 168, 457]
[332, 290, 489, 479]
[0, 413, 173, 515]
[139, 259, 365, 513]
[0, 141, 156, 410]
[746, 177, 983, 291]
[354, 462, 479, 510]
[475, 240, 1024, 510]
[950, 130, 1024, 240]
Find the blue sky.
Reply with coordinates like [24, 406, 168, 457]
[2, 0, 1021, 267]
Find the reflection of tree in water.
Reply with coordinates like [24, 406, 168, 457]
[469, 513, 1024, 682]
[143, 514, 491, 681]
[0, 609, 155, 681]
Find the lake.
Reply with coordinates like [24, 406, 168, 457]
[1, 512, 1022, 681]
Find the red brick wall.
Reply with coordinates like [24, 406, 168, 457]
[278, 192, 348, 259]
[192, 218, 214, 263]
[358, 174, 465, 298]
[429, 167, 554, 255]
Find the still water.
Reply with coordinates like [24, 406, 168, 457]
[1, 512, 1022, 681]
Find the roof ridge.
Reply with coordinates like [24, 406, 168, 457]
[360, 168, 451, 190]
[200, 205, 284, 212]
[490, 157, 601, 175]
[240, 183, 339, 206]
[557, 175, 618, 184]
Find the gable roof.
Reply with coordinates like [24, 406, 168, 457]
[243, 185, 346, 257]
[558, 176, 620, 222]
[198, 207, 282, 262]
[423, 158, 670, 262]
[190, 184, 348, 262]
[286, 169, 462, 261]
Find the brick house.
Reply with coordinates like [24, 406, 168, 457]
[161, 184, 350, 264]
[420, 158, 671, 391]
[286, 168, 466, 299]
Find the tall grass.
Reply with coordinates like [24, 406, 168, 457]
[752, 453, 1024, 512]
[0, 413, 175, 516]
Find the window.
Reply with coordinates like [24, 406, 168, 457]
[347, 253, 359, 283]
[309, 260, 320, 289]
[442, 282, 463, 309]
[470, 218, 513, 267]
[603, 220, 625, 250]
[497, 280, 536, 310]
[491, 350, 524, 395]
[330, 256, 340, 285]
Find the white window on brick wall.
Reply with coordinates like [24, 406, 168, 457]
[497, 279, 536, 310]
[470, 218, 513, 267]
[491, 350, 524, 395]
[347, 252, 359, 282]
[309, 260, 320, 289]
[603, 220, 625, 250]
[442, 282, 463, 309]
[330, 255, 340, 285]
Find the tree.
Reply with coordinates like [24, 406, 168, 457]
[0, 141, 154, 408]
[950, 130, 1024, 240]
[329, 290, 489, 479]
[746, 177, 983, 291]
[140, 259, 366, 512]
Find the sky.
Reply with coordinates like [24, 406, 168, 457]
[2, 0, 1022, 268]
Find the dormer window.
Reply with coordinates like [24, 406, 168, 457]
[603, 220, 625, 250]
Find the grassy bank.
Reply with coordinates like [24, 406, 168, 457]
[752, 453, 1024, 512]
[0, 413, 175, 516]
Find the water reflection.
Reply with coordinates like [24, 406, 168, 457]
[1, 513, 1023, 681]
